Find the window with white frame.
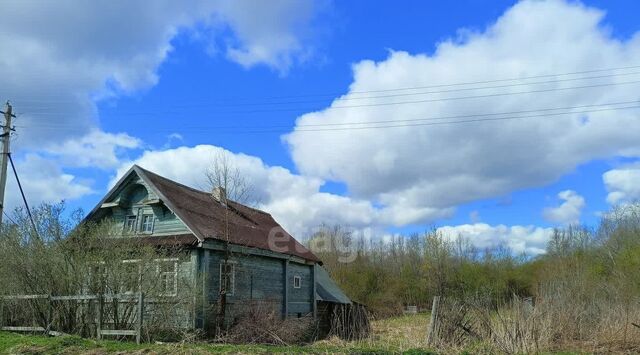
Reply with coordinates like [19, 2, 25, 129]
[157, 259, 178, 296]
[124, 215, 137, 234]
[141, 214, 154, 234]
[219, 261, 235, 296]
[293, 275, 301, 289]
[122, 259, 141, 294]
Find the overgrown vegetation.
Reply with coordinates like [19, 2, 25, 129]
[311, 205, 640, 352]
[310, 225, 535, 317]
[1, 316, 435, 355]
[0, 202, 197, 342]
[3, 201, 640, 352]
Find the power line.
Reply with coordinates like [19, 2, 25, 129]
[17, 99, 640, 129]
[268, 100, 640, 128]
[14, 63, 640, 106]
[159, 70, 640, 108]
[10, 65, 640, 113]
[2, 210, 17, 225]
[16, 101, 640, 134]
[257, 64, 640, 98]
[19, 79, 640, 118]
[255, 104, 640, 133]
[7, 153, 38, 236]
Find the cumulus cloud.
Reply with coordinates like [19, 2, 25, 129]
[437, 223, 553, 255]
[1, 0, 325, 149]
[542, 190, 585, 225]
[603, 165, 640, 204]
[112, 145, 384, 237]
[4, 155, 94, 211]
[285, 0, 640, 225]
[214, 0, 326, 72]
[45, 131, 141, 169]
[0, 1, 324, 209]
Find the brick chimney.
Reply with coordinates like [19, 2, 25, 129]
[212, 186, 227, 204]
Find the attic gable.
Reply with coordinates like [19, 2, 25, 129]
[86, 165, 320, 263]
[85, 166, 195, 239]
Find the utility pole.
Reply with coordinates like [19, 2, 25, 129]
[0, 101, 15, 225]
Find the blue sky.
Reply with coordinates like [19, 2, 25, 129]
[3, 0, 640, 254]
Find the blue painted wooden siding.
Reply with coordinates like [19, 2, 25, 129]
[287, 262, 314, 315]
[202, 249, 314, 320]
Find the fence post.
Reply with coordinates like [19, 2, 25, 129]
[136, 292, 144, 344]
[46, 294, 53, 335]
[96, 294, 103, 340]
[426, 296, 441, 346]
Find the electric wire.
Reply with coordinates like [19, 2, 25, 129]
[2, 210, 17, 225]
[17, 79, 640, 118]
[7, 153, 38, 236]
[15, 102, 640, 134]
[6, 63, 640, 105]
[147, 70, 640, 108]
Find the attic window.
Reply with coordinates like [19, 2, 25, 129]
[141, 214, 155, 234]
[124, 216, 137, 234]
[293, 275, 301, 289]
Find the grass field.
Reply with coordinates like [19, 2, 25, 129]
[0, 314, 436, 354]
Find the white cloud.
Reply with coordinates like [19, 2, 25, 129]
[1, 0, 324, 149]
[0, 1, 324, 212]
[437, 223, 553, 255]
[285, 0, 640, 225]
[4, 154, 94, 211]
[603, 165, 640, 204]
[543, 190, 585, 225]
[112, 145, 385, 237]
[1, 131, 141, 210]
[214, 0, 326, 73]
[45, 131, 141, 169]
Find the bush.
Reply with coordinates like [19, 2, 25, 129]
[221, 301, 312, 345]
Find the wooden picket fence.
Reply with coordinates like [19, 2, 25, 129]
[0, 293, 145, 344]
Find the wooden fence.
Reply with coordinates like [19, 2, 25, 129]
[0, 293, 145, 344]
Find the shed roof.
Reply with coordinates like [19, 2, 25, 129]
[86, 165, 320, 263]
[315, 265, 352, 304]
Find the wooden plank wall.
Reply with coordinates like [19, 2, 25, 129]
[201, 248, 314, 325]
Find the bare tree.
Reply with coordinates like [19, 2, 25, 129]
[205, 151, 255, 334]
[0, 202, 198, 340]
[205, 151, 254, 206]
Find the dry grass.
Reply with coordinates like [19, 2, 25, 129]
[220, 301, 312, 345]
[423, 294, 640, 354]
[311, 313, 432, 353]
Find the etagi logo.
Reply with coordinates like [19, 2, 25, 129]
[267, 225, 373, 264]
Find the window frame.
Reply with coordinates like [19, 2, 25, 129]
[293, 275, 302, 289]
[141, 214, 155, 234]
[123, 215, 137, 235]
[156, 258, 178, 297]
[121, 259, 142, 294]
[219, 261, 236, 296]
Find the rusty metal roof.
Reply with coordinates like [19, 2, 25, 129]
[91, 165, 320, 263]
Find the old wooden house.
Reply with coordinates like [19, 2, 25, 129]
[84, 165, 354, 334]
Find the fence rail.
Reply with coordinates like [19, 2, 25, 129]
[0, 292, 146, 344]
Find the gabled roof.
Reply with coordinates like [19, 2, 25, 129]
[86, 165, 320, 263]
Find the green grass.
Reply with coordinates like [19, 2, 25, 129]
[0, 329, 436, 354]
[0, 313, 589, 354]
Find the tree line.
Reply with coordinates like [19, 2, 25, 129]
[310, 205, 640, 319]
